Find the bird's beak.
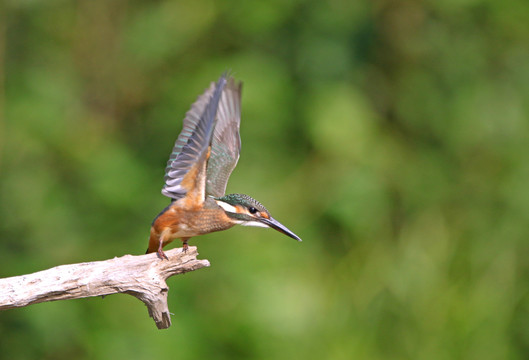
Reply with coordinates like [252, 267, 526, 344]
[261, 217, 302, 242]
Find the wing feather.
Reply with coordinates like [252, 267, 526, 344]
[161, 74, 227, 200]
[206, 77, 242, 197]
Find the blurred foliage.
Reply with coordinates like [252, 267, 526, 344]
[1, 0, 529, 359]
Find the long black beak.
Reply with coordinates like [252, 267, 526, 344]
[261, 217, 302, 242]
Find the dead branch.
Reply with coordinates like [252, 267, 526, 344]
[0, 247, 210, 329]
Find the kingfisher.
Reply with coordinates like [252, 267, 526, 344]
[146, 73, 301, 259]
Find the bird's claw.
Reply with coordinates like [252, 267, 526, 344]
[157, 249, 169, 260]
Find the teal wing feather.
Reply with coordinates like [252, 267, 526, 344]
[206, 77, 242, 197]
[162, 74, 227, 199]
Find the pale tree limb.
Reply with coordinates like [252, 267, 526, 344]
[0, 247, 209, 329]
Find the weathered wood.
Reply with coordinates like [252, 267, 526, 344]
[0, 247, 210, 329]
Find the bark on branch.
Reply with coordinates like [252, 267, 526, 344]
[0, 247, 209, 329]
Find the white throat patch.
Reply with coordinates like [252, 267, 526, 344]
[241, 221, 268, 228]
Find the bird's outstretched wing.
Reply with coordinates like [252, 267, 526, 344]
[162, 74, 227, 202]
[206, 77, 242, 197]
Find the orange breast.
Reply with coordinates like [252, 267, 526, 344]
[148, 205, 235, 252]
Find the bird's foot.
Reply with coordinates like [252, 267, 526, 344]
[182, 242, 189, 253]
[157, 248, 169, 260]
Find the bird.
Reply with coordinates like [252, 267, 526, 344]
[146, 73, 301, 259]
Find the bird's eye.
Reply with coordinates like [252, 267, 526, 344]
[248, 207, 257, 214]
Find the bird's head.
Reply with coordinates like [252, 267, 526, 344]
[214, 193, 302, 242]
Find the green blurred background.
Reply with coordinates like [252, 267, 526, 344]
[1, 0, 529, 359]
